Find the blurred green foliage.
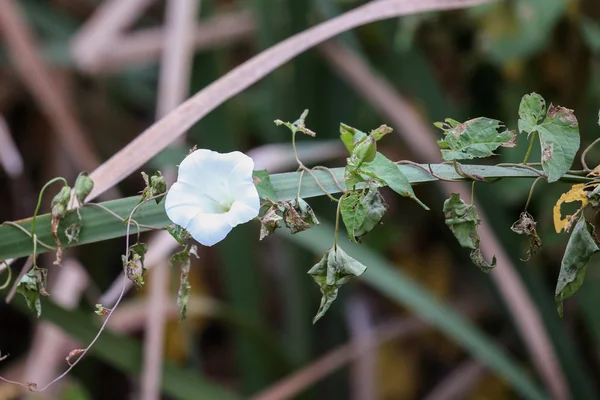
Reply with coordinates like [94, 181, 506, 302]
[2, 0, 600, 399]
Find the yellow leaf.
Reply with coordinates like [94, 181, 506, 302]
[553, 184, 588, 233]
[587, 165, 600, 177]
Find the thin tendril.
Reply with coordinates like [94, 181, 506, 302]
[1, 222, 56, 250]
[581, 137, 600, 172]
[471, 181, 475, 205]
[30, 195, 158, 393]
[31, 177, 68, 236]
[0, 194, 165, 392]
[524, 176, 544, 211]
[334, 194, 344, 250]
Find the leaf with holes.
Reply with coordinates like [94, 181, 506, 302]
[435, 118, 516, 161]
[536, 105, 580, 182]
[555, 217, 600, 317]
[518, 92, 546, 134]
[443, 193, 495, 272]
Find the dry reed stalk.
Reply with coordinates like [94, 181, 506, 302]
[70, 0, 156, 72]
[97, 10, 254, 73]
[0, 0, 103, 174]
[140, 0, 200, 398]
[85, 0, 495, 201]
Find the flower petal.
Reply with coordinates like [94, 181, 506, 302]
[166, 149, 260, 246]
[186, 213, 233, 247]
[227, 183, 260, 226]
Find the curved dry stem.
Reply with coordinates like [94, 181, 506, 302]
[396, 160, 461, 182]
[87, 0, 496, 201]
[452, 160, 486, 182]
[524, 176, 545, 211]
[1, 222, 56, 251]
[495, 163, 545, 177]
[581, 137, 600, 172]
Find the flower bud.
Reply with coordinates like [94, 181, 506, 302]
[74, 172, 94, 204]
[51, 185, 71, 218]
[352, 136, 377, 166]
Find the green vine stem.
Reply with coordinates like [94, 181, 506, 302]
[522, 132, 537, 164]
[31, 177, 69, 236]
[333, 193, 345, 250]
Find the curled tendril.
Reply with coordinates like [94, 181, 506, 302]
[581, 137, 600, 172]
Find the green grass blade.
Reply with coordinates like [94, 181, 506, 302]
[11, 297, 240, 400]
[282, 222, 547, 400]
[0, 165, 589, 261]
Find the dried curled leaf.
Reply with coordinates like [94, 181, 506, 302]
[443, 193, 495, 272]
[123, 242, 149, 288]
[555, 217, 600, 317]
[435, 117, 516, 161]
[308, 246, 367, 323]
[259, 204, 283, 240]
[282, 198, 319, 234]
[511, 211, 542, 261]
[553, 184, 588, 233]
[17, 267, 48, 317]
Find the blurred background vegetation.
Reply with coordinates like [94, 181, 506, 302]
[2, 0, 600, 399]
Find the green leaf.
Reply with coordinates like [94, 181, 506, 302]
[518, 93, 546, 134]
[350, 136, 376, 166]
[435, 117, 516, 161]
[354, 189, 386, 238]
[308, 246, 367, 323]
[286, 222, 547, 400]
[74, 172, 94, 204]
[555, 217, 600, 317]
[340, 188, 386, 241]
[17, 267, 48, 317]
[360, 153, 429, 210]
[340, 123, 367, 153]
[443, 193, 479, 250]
[141, 171, 166, 204]
[443, 193, 495, 272]
[536, 105, 580, 183]
[340, 192, 367, 239]
[253, 170, 277, 201]
[167, 224, 190, 246]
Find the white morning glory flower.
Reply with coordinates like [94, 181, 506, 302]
[165, 149, 260, 246]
